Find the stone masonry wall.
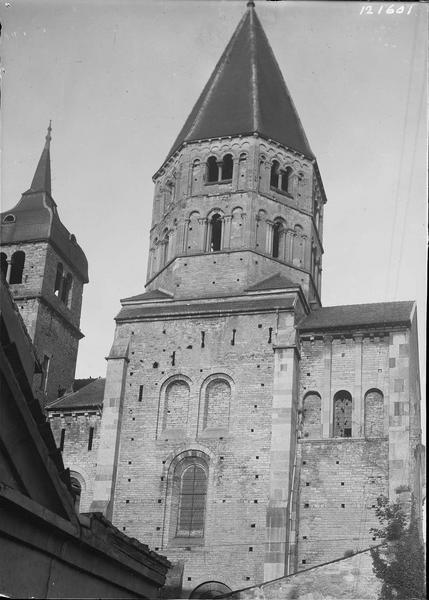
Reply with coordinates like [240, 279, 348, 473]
[109, 306, 296, 596]
[296, 333, 393, 571]
[33, 302, 80, 404]
[49, 411, 101, 512]
[3, 240, 85, 405]
[297, 438, 388, 569]
[147, 135, 322, 303]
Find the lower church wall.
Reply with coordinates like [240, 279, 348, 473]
[223, 547, 380, 599]
[296, 438, 388, 569]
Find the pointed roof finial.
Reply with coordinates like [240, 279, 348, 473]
[45, 120, 52, 149]
[29, 123, 52, 194]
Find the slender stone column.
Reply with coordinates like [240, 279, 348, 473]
[6, 259, 12, 283]
[199, 218, 208, 251]
[266, 222, 273, 254]
[353, 334, 363, 437]
[182, 219, 190, 253]
[223, 215, 232, 249]
[322, 335, 333, 438]
[264, 342, 299, 581]
[90, 338, 130, 520]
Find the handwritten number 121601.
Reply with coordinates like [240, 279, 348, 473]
[360, 5, 413, 15]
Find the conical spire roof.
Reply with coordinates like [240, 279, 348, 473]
[30, 121, 52, 194]
[166, 3, 314, 163]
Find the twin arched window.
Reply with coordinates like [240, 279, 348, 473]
[207, 154, 233, 183]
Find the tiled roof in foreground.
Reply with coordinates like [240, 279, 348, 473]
[46, 378, 105, 411]
[298, 301, 415, 332]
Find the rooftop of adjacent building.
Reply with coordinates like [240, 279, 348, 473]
[0, 124, 89, 283]
[46, 377, 105, 411]
[298, 300, 416, 332]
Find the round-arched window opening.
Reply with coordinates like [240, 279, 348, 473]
[207, 156, 219, 183]
[70, 477, 82, 513]
[272, 221, 282, 258]
[221, 154, 233, 180]
[3, 214, 16, 224]
[210, 214, 222, 252]
[190, 581, 232, 599]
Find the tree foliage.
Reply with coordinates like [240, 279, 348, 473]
[370, 494, 426, 600]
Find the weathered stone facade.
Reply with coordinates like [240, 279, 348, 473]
[41, 4, 423, 599]
[0, 130, 88, 406]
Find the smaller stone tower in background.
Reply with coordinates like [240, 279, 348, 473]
[0, 124, 88, 406]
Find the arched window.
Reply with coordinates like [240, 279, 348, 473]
[0, 253, 8, 280]
[3, 213, 15, 224]
[292, 225, 304, 265]
[238, 153, 247, 187]
[177, 464, 207, 538]
[209, 213, 222, 252]
[203, 377, 231, 430]
[270, 160, 279, 188]
[333, 390, 352, 437]
[61, 273, 73, 305]
[364, 388, 384, 438]
[70, 477, 82, 513]
[302, 392, 322, 439]
[191, 159, 201, 194]
[272, 220, 282, 258]
[9, 251, 25, 284]
[54, 262, 63, 296]
[221, 154, 233, 180]
[281, 166, 292, 193]
[190, 581, 232, 599]
[207, 156, 219, 183]
[163, 379, 190, 431]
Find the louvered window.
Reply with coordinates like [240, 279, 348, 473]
[177, 465, 207, 537]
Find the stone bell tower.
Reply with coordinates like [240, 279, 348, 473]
[145, 1, 326, 307]
[0, 125, 88, 406]
[91, 3, 328, 596]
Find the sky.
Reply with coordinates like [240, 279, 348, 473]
[1, 1, 427, 406]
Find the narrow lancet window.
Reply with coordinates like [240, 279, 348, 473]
[177, 464, 207, 537]
[333, 390, 352, 437]
[210, 214, 222, 251]
[270, 161, 279, 188]
[207, 156, 219, 183]
[221, 154, 233, 180]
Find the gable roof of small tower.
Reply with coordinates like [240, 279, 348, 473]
[0, 125, 89, 283]
[164, 2, 314, 166]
